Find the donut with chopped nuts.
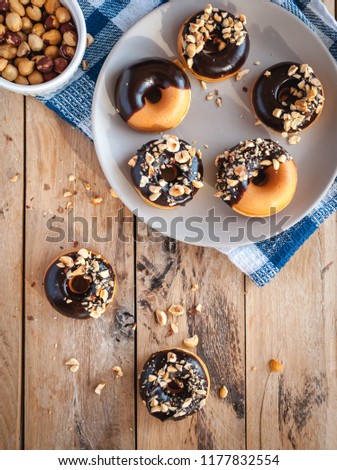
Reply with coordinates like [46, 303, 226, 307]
[177, 4, 250, 82]
[114, 58, 191, 132]
[252, 62, 324, 135]
[44, 248, 116, 320]
[128, 135, 204, 209]
[215, 138, 297, 217]
[140, 348, 210, 421]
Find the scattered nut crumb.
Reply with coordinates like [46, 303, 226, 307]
[190, 304, 202, 315]
[269, 358, 283, 372]
[81, 60, 88, 71]
[65, 358, 80, 373]
[167, 304, 185, 316]
[204, 144, 209, 149]
[288, 135, 301, 145]
[215, 97, 222, 108]
[255, 119, 262, 126]
[9, 174, 19, 183]
[264, 70, 272, 77]
[91, 196, 103, 205]
[254, 60, 261, 65]
[109, 188, 119, 198]
[68, 174, 76, 182]
[156, 309, 167, 326]
[63, 191, 73, 198]
[236, 69, 250, 81]
[200, 80, 207, 90]
[132, 323, 137, 331]
[170, 323, 179, 334]
[112, 366, 123, 378]
[251, 365, 257, 371]
[95, 382, 106, 395]
[83, 181, 91, 191]
[183, 334, 199, 348]
[66, 201, 73, 211]
[282, 131, 288, 139]
[86, 33, 94, 47]
[219, 385, 228, 399]
[206, 92, 213, 101]
[191, 283, 199, 292]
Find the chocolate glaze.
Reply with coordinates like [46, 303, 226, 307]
[215, 138, 293, 206]
[181, 10, 250, 79]
[140, 349, 209, 421]
[252, 62, 323, 132]
[115, 58, 191, 122]
[130, 137, 203, 208]
[44, 250, 115, 320]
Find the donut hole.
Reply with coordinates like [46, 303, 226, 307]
[68, 275, 91, 295]
[277, 79, 300, 107]
[145, 86, 162, 104]
[204, 34, 224, 55]
[167, 378, 184, 394]
[160, 166, 178, 183]
[252, 171, 268, 186]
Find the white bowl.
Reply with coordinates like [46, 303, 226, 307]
[0, 0, 87, 96]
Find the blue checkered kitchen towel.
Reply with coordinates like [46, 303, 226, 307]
[39, 0, 337, 287]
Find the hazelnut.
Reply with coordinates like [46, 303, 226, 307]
[86, 33, 94, 47]
[26, 6, 42, 22]
[2, 62, 17, 80]
[43, 70, 56, 81]
[42, 29, 61, 45]
[21, 16, 33, 34]
[53, 56, 67, 73]
[44, 0, 60, 15]
[63, 30, 77, 47]
[0, 1, 9, 14]
[28, 33, 43, 51]
[0, 14, 4, 23]
[16, 40, 30, 57]
[32, 22, 45, 37]
[0, 22, 5, 41]
[36, 55, 53, 73]
[55, 6, 70, 24]
[59, 44, 74, 59]
[60, 21, 74, 34]
[14, 74, 29, 84]
[17, 31, 27, 42]
[20, 0, 30, 5]
[0, 43, 17, 59]
[44, 14, 59, 30]
[18, 58, 34, 76]
[5, 12, 22, 32]
[31, 0, 46, 7]
[44, 44, 58, 59]
[28, 69, 43, 84]
[8, 0, 25, 17]
[5, 30, 21, 46]
[0, 56, 8, 71]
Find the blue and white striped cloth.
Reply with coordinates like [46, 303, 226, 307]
[39, 0, 337, 286]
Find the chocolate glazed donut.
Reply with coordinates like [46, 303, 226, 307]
[140, 348, 210, 421]
[252, 62, 324, 134]
[178, 5, 250, 82]
[114, 58, 191, 132]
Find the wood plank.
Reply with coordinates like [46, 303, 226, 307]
[136, 225, 245, 450]
[0, 91, 24, 450]
[24, 99, 135, 449]
[245, 215, 337, 449]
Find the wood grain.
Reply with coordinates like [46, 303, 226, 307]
[0, 91, 24, 450]
[136, 224, 245, 449]
[24, 100, 135, 449]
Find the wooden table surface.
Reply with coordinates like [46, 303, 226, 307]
[1, 0, 336, 451]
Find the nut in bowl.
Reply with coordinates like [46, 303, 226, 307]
[0, 0, 87, 96]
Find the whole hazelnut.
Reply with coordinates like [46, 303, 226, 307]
[2, 62, 18, 81]
[55, 6, 70, 24]
[0, 1, 9, 14]
[44, 44, 58, 59]
[54, 56, 67, 73]
[59, 44, 74, 60]
[0, 22, 5, 41]
[28, 69, 44, 84]
[0, 43, 17, 59]
[31, 0, 46, 7]
[43, 70, 57, 81]
[42, 29, 61, 45]
[5, 30, 21, 46]
[44, 14, 59, 30]
[0, 56, 8, 71]
[21, 16, 33, 33]
[36, 55, 53, 73]
[18, 58, 35, 76]
[44, 0, 60, 15]
[60, 21, 75, 34]
[26, 5, 42, 22]
[63, 30, 77, 47]
[28, 33, 44, 51]
[32, 23, 45, 37]
[15, 74, 29, 84]
[16, 40, 30, 57]
[5, 11, 22, 32]
[8, 0, 25, 17]
[17, 31, 27, 41]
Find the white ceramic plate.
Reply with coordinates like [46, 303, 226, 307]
[92, 0, 337, 248]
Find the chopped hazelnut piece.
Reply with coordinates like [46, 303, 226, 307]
[112, 366, 123, 378]
[168, 304, 185, 316]
[65, 358, 80, 373]
[156, 309, 167, 326]
[95, 382, 106, 395]
[183, 334, 199, 348]
[269, 358, 283, 372]
[236, 69, 249, 81]
[219, 385, 228, 399]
